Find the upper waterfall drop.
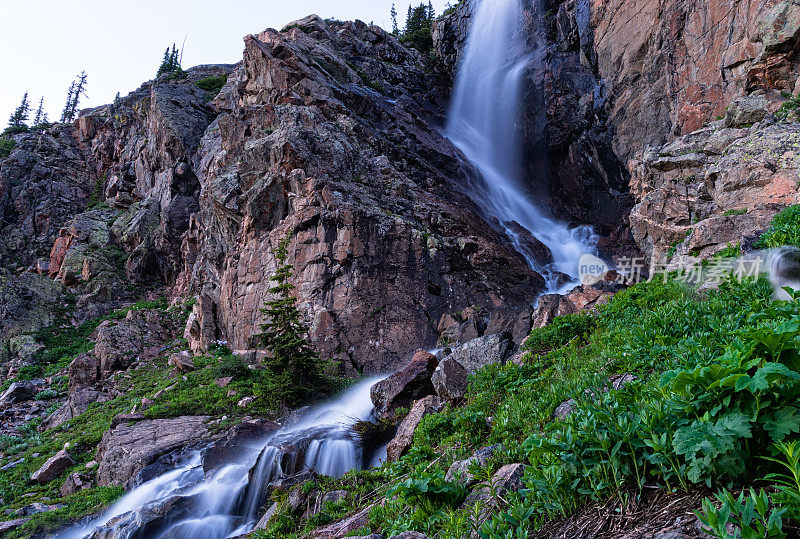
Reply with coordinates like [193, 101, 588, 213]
[446, 0, 597, 290]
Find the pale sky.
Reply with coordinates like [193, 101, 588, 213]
[0, 0, 450, 124]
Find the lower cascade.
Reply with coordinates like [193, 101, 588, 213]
[60, 377, 384, 539]
[447, 0, 597, 289]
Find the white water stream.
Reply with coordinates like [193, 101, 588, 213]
[447, 0, 596, 289]
[60, 377, 383, 539]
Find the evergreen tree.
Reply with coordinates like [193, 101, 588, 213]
[7, 92, 30, 133]
[257, 235, 333, 407]
[61, 81, 75, 123]
[32, 97, 48, 129]
[406, 5, 413, 30]
[428, 0, 435, 19]
[68, 71, 88, 121]
[390, 3, 399, 34]
[157, 43, 183, 77]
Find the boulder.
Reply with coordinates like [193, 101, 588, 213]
[462, 463, 525, 507]
[370, 351, 438, 419]
[442, 333, 514, 374]
[68, 352, 100, 391]
[168, 351, 196, 373]
[31, 449, 74, 484]
[15, 502, 64, 517]
[254, 502, 281, 530]
[96, 416, 217, 487]
[0, 518, 31, 534]
[445, 445, 501, 486]
[93, 309, 178, 377]
[386, 395, 443, 461]
[60, 472, 92, 496]
[725, 92, 777, 128]
[312, 504, 373, 539]
[431, 333, 514, 401]
[0, 381, 36, 407]
[431, 357, 468, 401]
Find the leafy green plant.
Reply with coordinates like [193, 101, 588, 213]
[756, 205, 800, 249]
[764, 441, 800, 520]
[523, 313, 594, 354]
[697, 488, 785, 539]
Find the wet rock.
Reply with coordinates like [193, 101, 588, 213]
[0, 517, 31, 534]
[371, 351, 438, 419]
[386, 395, 443, 461]
[203, 420, 280, 475]
[15, 502, 64, 517]
[96, 416, 217, 487]
[0, 381, 36, 407]
[31, 449, 74, 484]
[445, 445, 501, 486]
[88, 494, 196, 539]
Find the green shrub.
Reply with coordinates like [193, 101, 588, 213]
[697, 489, 785, 539]
[214, 346, 250, 379]
[523, 312, 594, 354]
[0, 136, 15, 158]
[195, 74, 228, 95]
[756, 205, 800, 249]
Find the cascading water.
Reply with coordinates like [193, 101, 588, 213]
[60, 377, 384, 539]
[447, 0, 597, 290]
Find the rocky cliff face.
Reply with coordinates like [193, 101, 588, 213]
[592, 0, 799, 160]
[181, 16, 542, 374]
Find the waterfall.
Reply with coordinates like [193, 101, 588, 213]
[447, 0, 597, 290]
[60, 377, 385, 539]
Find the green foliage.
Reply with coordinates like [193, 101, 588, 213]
[4, 486, 124, 539]
[399, 2, 435, 54]
[157, 44, 182, 77]
[256, 235, 335, 408]
[776, 94, 800, 122]
[523, 312, 594, 354]
[755, 205, 800, 249]
[213, 345, 251, 379]
[697, 489, 785, 539]
[0, 135, 14, 158]
[764, 441, 800, 520]
[60, 71, 87, 124]
[6, 92, 30, 134]
[195, 74, 228, 96]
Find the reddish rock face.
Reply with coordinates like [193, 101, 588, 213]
[591, 0, 794, 158]
[182, 16, 544, 374]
